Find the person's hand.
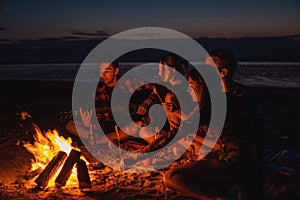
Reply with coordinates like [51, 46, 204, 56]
[79, 108, 93, 128]
[136, 104, 147, 115]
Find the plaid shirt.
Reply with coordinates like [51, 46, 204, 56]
[94, 77, 157, 126]
[142, 129, 177, 153]
[94, 83, 113, 124]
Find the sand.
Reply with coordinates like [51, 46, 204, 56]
[0, 80, 299, 199]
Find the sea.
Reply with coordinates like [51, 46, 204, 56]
[0, 62, 300, 88]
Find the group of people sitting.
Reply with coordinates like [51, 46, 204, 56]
[64, 49, 265, 199]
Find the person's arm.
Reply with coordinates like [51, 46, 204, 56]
[136, 84, 157, 115]
[141, 129, 176, 153]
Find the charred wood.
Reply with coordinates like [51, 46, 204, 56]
[77, 159, 92, 189]
[55, 149, 81, 187]
[35, 151, 67, 188]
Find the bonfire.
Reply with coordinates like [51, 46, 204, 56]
[17, 126, 187, 199]
[23, 129, 90, 189]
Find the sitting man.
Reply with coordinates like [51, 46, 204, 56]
[163, 49, 265, 199]
[66, 60, 157, 148]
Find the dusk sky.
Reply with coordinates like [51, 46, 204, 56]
[1, 0, 300, 63]
[1, 0, 300, 39]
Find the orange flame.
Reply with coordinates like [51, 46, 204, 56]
[23, 128, 86, 187]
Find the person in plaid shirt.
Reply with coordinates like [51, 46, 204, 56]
[66, 60, 157, 145]
[95, 70, 157, 135]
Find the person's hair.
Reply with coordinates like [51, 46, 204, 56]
[188, 68, 210, 106]
[189, 68, 203, 86]
[110, 60, 119, 69]
[208, 49, 237, 77]
[160, 53, 187, 74]
[99, 59, 119, 69]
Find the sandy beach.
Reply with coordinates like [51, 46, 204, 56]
[2, 0, 300, 197]
[0, 80, 299, 199]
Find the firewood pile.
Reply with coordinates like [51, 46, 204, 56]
[32, 147, 188, 199]
[0, 155, 194, 200]
[35, 149, 91, 189]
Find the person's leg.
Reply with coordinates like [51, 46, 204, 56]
[94, 122, 140, 145]
[138, 126, 156, 144]
[65, 120, 89, 139]
[163, 159, 237, 199]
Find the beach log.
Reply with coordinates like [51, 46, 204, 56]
[55, 149, 81, 187]
[77, 159, 92, 189]
[35, 151, 67, 188]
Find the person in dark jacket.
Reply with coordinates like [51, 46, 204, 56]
[163, 49, 265, 199]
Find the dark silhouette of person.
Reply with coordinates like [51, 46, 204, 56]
[163, 49, 265, 199]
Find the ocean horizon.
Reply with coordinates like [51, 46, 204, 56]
[0, 62, 300, 88]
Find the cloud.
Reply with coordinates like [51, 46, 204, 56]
[1, 34, 300, 63]
[59, 36, 82, 41]
[70, 29, 109, 37]
[115, 29, 188, 40]
[0, 39, 11, 42]
[0, 27, 6, 31]
[0, 38, 13, 44]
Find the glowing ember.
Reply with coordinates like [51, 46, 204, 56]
[23, 128, 87, 187]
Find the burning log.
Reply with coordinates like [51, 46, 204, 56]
[77, 159, 92, 189]
[55, 149, 81, 187]
[24, 167, 43, 180]
[35, 151, 67, 188]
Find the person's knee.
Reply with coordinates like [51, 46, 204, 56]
[163, 170, 173, 183]
[65, 120, 78, 135]
[163, 169, 207, 199]
[163, 169, 184, 189]
[139, 128, 155, 144]
[163, 170, 174, 186]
